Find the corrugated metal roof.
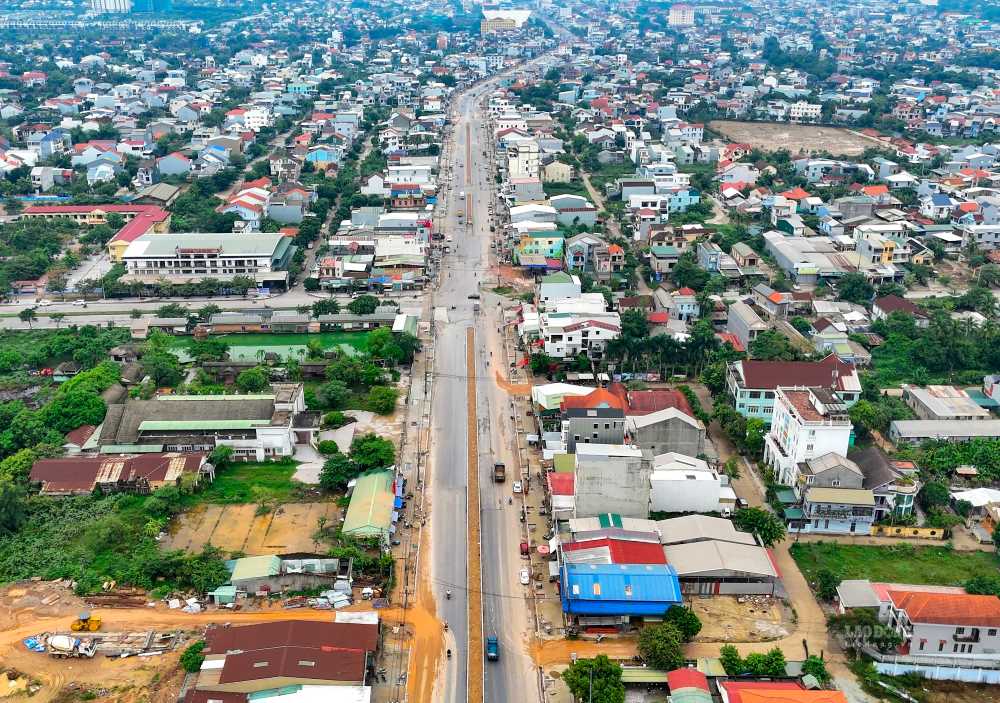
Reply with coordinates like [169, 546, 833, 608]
[342, 470, 395, 537]
[805, 487, 875, 506]
[231, 555, 281, 581]
[561, 563, 681, 615]
[138, 419, 270, 430]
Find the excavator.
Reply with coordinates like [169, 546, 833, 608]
[69, 611, 102, 632]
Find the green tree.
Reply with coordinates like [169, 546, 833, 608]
[0, 448, 39, 483]
[312, 298, 340, 317]
[41, 389, 107, 433]
[561, 655, 624, 703]
[749, 330, 802, 361]
[732, 507, 786, 546]
[208, 445, 234, 470]
[638, 622, 685, 670]
[0, 479, 26, 535]
[964, 575, 1000, 596]
[50, 312, 66, 328]
[236, 366, 270, 393]
[349, 433, 395, 471]
[664, 605, 702, 641]
[530, 352, 554, 375]
[918, 480, 950, 512]
[317, 440, 341, 455]
[815, 568, 841, 601]
[156, 302, 188, 318]
[366, 385, 399, 415]
[347, 294, 380, 315]
[720, 645, 742, 675]
[319, 380, 351, 409]
[17, 308, 37, 328]
[0, 348, 23, 373]
[802, 655, 830, 683]
[198, 303, 222, 321]
[189, 338, 230, 362]
[319, 453, 358, 492]
[836, 272, 875, 305]
[141, 350, 183, 387]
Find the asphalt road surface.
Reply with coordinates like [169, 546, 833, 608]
[430, 51, 561, 701]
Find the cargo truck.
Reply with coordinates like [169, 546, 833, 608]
[492, 462, 506, 482]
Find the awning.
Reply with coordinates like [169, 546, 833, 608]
[518, 357, 530, 367]
[394, 497, 403, 509]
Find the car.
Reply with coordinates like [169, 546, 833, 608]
[35, 299, 52, 307]
[519, 568, 531, 586]
[512, 481, 522, 494]
[467, 293, 480, 300]
[519, 541, 529, 556]
[72, 299, 87, 307]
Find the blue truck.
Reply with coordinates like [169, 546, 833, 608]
[486, 635, 499, 661]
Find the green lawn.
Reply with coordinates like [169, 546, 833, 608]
[790, 542, 1000, 587]
[544, 180, 590, 199]
[187, 461, 302, 504]
[170, 331, 369, 362]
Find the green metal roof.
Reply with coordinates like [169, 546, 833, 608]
[99, 444, 164, 453]
[598, 513, 623, 528]
[775, 488, 798, 504]
[343, 470, 395, 538]
[784, 508, 805, 520]
[553, 453, 576, 473]
[138, 419, 270, 431]
[231, 555, 281, 581]
[620, 668, 670, 684]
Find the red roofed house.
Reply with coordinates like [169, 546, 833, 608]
[20, 203, 171, 262]
[721, 684, 847, 703]
[29, 453, 208, 496]
[886, 590, 1000, 666]
[184, 620, 377, 703]
[727, 354, 862, 421]
[780, 186, 811, 201]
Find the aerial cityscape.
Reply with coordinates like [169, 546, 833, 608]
[0, 0, 999, 702]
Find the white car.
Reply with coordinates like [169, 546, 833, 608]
[512, 481, 522, 494]
[35, 299, 52, 307]
[519, 568, 531, 586]
[72, 299, 87, 306]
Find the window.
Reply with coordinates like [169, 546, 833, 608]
[957, 627, 965, 634]
[939, 640, 945, 652]
[989, 629, 996, 637]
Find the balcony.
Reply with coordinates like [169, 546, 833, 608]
[954, 630, 981, 643]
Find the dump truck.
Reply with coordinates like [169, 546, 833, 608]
[48, 635, 97, 659]
[492, 462, 506, 482]
[486, 635, 499, 661]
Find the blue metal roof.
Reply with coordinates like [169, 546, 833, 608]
[561, 563, 682, 616]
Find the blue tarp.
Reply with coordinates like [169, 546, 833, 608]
[394, 497, 403, 509]
[23, 637, 45, 652]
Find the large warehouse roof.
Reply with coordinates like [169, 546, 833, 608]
[663, 540, 778, 579]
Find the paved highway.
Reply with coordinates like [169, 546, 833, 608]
[429, 49, 563, 701]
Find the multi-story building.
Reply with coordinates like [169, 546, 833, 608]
[886, 591, 1000, 666]
[668, 3, 695, 26]
[789, 101, 823, 122]
[121, 232, 294, 287]
[763, 387, 853, 487]
[726, 355, 862, 422]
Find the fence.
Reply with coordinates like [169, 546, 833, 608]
[870, 525, 947, 541]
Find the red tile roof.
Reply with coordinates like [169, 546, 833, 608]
[721, 681, 805, 703]
[561, 387, 626, 411]
[780, 187, 811, 200]
[715, 332, 745, 352]
[889, 591, 1000, 626]
[205, 620, 378, 654]
[668, 668, 709, 692]
[218, 645, 365, 685]
[739, 691, 847, 703]
[738, 354, 856, 391]
[30, 453, 205, 494]
[548, 472, 574, 496]
[677, 287, 696, 296]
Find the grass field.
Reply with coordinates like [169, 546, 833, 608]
[171, 331, 370, 362]
[186, 461, 302, 505]
[790, 542, 1000, 587]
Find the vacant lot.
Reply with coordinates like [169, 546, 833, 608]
[709, 120, 879, 157]
[170, 331, 370, 362]
[165, 502, 340, 556]
[790, 542, 1000, 587]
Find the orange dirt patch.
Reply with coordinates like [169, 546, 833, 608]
[164, 502, 341, 555]
[530, 637, 639, 667]
[494, 370, 531, 396]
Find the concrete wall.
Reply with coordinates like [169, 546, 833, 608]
[650, 473, 720, 513]
[630, 417, 705, 457]
[574, 454, 650, 519]
[564, 416, 626, 453]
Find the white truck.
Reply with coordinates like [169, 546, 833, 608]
[47, 635, 97, 658]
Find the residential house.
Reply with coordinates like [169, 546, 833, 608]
[726, 355, 862, 422]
